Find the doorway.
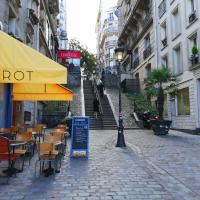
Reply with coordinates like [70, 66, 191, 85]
[170, 99, 176, 128]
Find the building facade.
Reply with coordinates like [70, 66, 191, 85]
[96, 0, 118, 74]
[0, 0, 60, 127]
[154, 0, 200, 132]
[117, 0, 155, 89]
[57, 0, 68, 50]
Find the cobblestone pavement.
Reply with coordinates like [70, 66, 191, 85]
[106, 88, 137, 128]
[0, 129, 200, 200]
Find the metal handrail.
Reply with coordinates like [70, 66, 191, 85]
[92, 78, 103, 115]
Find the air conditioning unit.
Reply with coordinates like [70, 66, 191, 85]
[189, 11, 196, 24]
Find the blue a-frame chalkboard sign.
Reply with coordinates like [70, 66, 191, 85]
[70, 117, 89, 158]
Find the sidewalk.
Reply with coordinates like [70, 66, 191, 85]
[0, 129, 200, 200]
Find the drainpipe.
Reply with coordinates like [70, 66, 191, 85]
[152, 0, 159, 68]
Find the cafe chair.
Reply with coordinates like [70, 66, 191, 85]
[35, 143, 60, 177]
[53, 128, 69, 147]
[13, 141, 27, 172]
[16, 132, 35, 165]
[27, 127, 42, 144]
[45, 135, 63, 163]
[10, 126, 19, 139]
[51, 132, 66, 155]
[0, 136, 17, 181]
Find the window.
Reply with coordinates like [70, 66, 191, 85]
[133, 48, 139, 60]
[177, 88, 190, 115]
[108, 12, 114, 21]
[144, 33, 150, 49]
[133, 48, 139, 68]
[145, 64, 151, 78]
[109, 48, 114, 58]
[161, 55, 168, 68]
[160, 21, 167, 48]
[143, 33, 151, 59]
[171, 7, 181, 39]
[158, 0, 166, 18]
[187, 0, 197, 24]
[8, 18, 16, 34]
[108, 23, 113, 32]
[188, 32, 197, 57]
[173, 45, 182, 74]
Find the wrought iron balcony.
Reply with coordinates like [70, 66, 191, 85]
[29, 9, 39, 26]
[161, 37, 167, 48]
[189, 11, 196, 24]
[143, 46, 152, 60]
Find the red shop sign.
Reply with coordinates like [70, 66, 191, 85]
[57, 50, 81, 59]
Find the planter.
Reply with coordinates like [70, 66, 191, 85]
[191, 56, 199, 65]
[150, 119, 171, 135]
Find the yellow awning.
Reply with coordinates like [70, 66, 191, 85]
[13, 84, 73, 101]
[0, 31, 67, 84]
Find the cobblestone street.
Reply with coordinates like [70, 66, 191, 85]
[1, 129, 200, 200]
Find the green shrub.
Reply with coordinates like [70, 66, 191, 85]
[126, 93, 156, 115]
[192, 45, 198, 55]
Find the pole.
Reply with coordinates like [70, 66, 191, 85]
[116, 61, 126, 147]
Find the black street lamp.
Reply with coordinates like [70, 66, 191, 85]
[114, 47, 126, 148]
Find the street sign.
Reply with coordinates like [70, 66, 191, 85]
[70, 116, 89, 158]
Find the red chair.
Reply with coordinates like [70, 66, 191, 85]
[0, 136, 17, 178]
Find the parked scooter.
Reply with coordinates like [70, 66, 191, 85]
[142, 111, 159, 129]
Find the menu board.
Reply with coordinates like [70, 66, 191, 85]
[70, 117, 89, 158]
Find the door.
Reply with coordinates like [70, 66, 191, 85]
[170, 99, 176, 128]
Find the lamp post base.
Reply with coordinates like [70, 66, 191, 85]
[116, 118, 126, 147]
[116, 132, 126, 147]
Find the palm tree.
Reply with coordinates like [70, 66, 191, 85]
[145, 67, 177, 120]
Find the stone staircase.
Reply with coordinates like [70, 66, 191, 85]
[83, 80, 117, 130]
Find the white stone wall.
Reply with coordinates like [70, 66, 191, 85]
[155, 0, 200, 131]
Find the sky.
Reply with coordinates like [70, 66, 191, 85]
[67, 0, 117, 54]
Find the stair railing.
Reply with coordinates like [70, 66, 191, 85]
[92, 78, 103, 116]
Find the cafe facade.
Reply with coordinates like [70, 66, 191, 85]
[0, 31, 73, 128]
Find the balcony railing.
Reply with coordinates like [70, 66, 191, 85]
[158, 0, 166, 18]
[189, 11, 196, 24]
[161, 37, 167, 48]
[143, 46, 152, 60]
[133, 57, 140, 68]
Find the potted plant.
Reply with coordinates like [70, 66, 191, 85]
[191, 45, 199, 65]
[145, 67, 177, 135]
